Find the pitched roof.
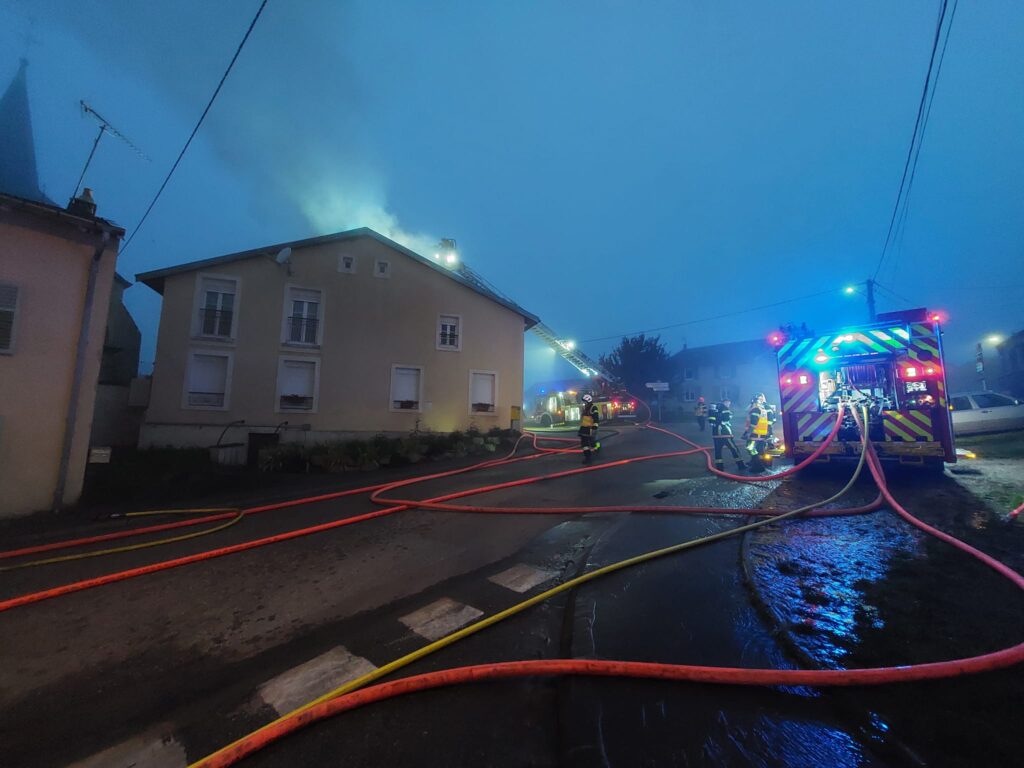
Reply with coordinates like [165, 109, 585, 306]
[136, 227, 539, 327]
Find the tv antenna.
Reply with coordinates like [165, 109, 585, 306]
[73, 100, 149, 198]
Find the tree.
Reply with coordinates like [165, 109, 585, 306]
[599, 334, 671, 396]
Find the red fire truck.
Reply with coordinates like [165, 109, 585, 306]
[772, 308, 956, 471]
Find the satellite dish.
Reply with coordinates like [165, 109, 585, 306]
[275, 247, 292, 265]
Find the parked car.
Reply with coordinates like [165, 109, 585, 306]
[949, 391, 1024, 436]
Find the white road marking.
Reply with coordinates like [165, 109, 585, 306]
[258, 646, 377, 715]
[399, 597, 484, 641]
[65, 726, 186, 768]
[489, 563, 558, 593]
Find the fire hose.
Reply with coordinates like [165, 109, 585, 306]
[187, 405, 1024, 767]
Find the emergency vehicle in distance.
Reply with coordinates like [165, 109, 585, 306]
[527, 380, 638, 427]
[771, 308, 956, 471]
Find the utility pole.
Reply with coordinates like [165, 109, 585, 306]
[866, 278, 877, 322]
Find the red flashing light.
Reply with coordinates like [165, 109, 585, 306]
[929, 310, 947, 324]
[905, 366, 919, 379]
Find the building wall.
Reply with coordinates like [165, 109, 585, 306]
[0, 217, 117, 516]
[997, 331, 1024, 398]
[99, 279, 141, 385]
[672, 341, 781, 409]
[141, 236, 526, 448]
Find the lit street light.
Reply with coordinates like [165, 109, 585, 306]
[987, 334, 1004, 345]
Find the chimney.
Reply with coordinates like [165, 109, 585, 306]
[67, 187, 97, 217]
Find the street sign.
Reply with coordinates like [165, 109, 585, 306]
[645, 381, 669, 391]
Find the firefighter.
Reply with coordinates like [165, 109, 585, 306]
[578, 392, 601, 464]
[694, 396, 707, 432]
[745, 393, 772, 471]
[709, 397, 745, 471]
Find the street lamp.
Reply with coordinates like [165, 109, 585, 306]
[977, 334, 1004, 390]
[843, 279, 876, 321]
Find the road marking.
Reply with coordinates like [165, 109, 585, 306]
[258, 646, 377, 715]
[489, 563, 558, 593]
[399, 597, 484, 641]
[65, 726, 186, 768]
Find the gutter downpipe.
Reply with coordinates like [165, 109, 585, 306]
[52, 230, 111, 511]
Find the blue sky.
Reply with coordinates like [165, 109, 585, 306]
[2, 1, 1022, 386]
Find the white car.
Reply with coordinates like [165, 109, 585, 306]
[949, 391, 1024, 436]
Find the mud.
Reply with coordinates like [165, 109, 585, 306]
[746, 461, 1024, 767]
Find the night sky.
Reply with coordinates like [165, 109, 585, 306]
[2, 1, 1022, 388]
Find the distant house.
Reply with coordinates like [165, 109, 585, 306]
[996, 330, 1024, 398]
[0, 60, 130, 517]
[671, 339, 781, 409]
[89, 273, 144, 448]
[136, 228, 538, 454]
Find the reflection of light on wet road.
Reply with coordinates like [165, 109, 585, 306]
[703, 714, 868, 768]
[747, 511, 921, 668]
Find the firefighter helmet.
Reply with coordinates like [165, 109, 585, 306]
[582, 392, 594, 404]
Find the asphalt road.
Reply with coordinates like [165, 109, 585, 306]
[0, 423, 1019, 767]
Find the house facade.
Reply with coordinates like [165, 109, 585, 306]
[671, 339, 782, 410]
[137, 228, 538, 451]
[0, 192, 124, 516]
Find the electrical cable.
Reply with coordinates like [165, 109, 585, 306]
[119, 0, 269, 255]
[578, 289, 838, 344]
[873, 0, 952, 281]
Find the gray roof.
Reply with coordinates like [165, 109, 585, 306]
[136, 227, 539, 327]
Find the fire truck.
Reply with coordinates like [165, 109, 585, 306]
[772, 308, 956, 470]
[528, 382, 638, 427]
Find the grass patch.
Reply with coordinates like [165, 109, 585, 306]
[956, 431, 1024, 459]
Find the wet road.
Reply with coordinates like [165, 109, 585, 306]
[2, 423, 1017, 767]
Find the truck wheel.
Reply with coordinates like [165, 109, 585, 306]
[540, 413, 552, 427]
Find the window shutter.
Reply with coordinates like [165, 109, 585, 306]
[191, 355, 228, 392]
[281, 360, 315, 396]
[0, 283, 17, 352]
[471, 372, 495, 412]
[391, 367, 420, 408]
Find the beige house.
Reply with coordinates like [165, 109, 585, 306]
[137, 228, 538, 453]
[0, 192, 124, 517]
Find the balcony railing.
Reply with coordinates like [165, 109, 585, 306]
[287, 316, 319, 344]
[439, 330, 459, 347]
[199, 308, 233, 337]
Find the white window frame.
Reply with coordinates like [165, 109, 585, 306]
[682, 388, 696, 402]
[682, 367, 695, 380]
[469, 369, 498, 416]
[389, 364, 423, 413]
[437, 313, 462, 352]
[275, 355, 320, 413]
[374, 259, 391, 279]
[338, 253, 357, 274]
[0, 282, 20, 355]
[720, 387, 733, 402]
[280, 284, 324, 347]
[182, 349, 234, 411]
[191, 272, 241, 343]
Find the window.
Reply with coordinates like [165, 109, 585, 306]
[682, 388, 696, 402]
[950, 396, 973, 412]
[277, 357, 318, 411]
[390, 365, 422, 411]
[283, 286, 321, 345]
[195, 276, 238, 339]
[720, 387, 733, 401]
[972, 393, 1017, 409]
[438, 314, 461, 351]
[716, 365, 736, 379]
[338, 254, 357, 274]
[0, 283, 19, 354]
[682, 367, 695, 380]
[374, 259, 391, 278]
[470, 370, 497, 414]
[185, 351, 232, 409]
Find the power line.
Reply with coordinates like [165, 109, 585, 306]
[120, 0, 269, 254]
[873, 0, 952, 281]
[886, 0, 959, 284]
[578, 288, 838, 344]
